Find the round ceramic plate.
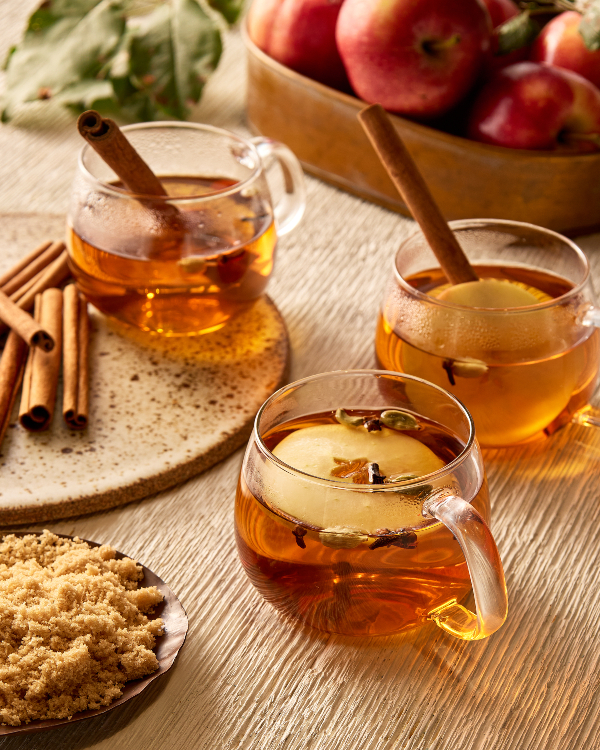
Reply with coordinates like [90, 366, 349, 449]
[0, 531, 188, 736]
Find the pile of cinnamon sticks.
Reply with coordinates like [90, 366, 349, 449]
[0, 241, 89, 450]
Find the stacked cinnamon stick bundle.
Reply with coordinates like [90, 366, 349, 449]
[1, 113, 161, 450]
[0, 242, 89, 450]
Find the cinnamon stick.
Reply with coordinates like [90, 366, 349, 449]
[10, 267, 46, 303]
[0, 290, 54, 351]
[1, 241, 65, 296]
[19, 289, 63, 431]
[77, 110, 168, 197]
[358, 104, 478, 285]
[0, 241, 52, 288]
[0, 330, 28, 450]
[62, 284, 89, 430]
[0, 251, 71, 337]
[18, 251, 71, 309]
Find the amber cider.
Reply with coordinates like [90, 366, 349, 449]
[68, 176, 277, 335]
[235, 410, 489, 636]
[376, 264, 600, 446]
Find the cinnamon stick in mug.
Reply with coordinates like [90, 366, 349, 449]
[62, 284, 89, 430]
[76, 111, 183, 252]
[0, 330, 28, 449]
[77, 110, 168, 197]
[358, 104, 478, 285]
[19, 289, 63, 431]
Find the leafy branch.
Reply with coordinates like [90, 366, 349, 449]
[496, 0, 600, 55]
[1, 0, 243, 123]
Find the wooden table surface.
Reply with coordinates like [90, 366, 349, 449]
[1, 6, 600, 749]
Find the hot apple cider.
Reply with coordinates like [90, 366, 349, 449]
[235, 408, 489, 636]
[376, 263, 600, 446]
[68, 176, 276, 335]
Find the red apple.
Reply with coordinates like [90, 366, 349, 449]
[480, 0, 519, 29]
[335, 0, 492, 118]
[531, 11, 600, 90]
[247, 0, 348, 90]
[468, 62, 600, 151]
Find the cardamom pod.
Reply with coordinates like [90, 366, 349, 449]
[449, 358, 488, 379]
[334, 408, 363, 428]
[178, 256, 207, 274]
[399, 484, 433, 498]
[380, 409, 420, 430]
[387, 472, 419, 482]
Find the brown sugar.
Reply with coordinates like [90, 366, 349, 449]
[0, 530, 164, 726]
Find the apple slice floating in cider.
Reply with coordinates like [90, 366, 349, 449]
[274, 424, 444, 481]
[433, 278, 545, 308]
[414, 276, 557, 365]
[268, 423, 444, 533]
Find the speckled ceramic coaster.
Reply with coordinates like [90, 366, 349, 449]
[0, 214, 289, 524]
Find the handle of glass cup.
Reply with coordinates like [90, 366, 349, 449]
[422, 489, 508, 641]
[575, 308, 600, 428]
[251, 137, 306, 236]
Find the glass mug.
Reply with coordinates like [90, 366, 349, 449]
[67, 122, 305, 335]
[376, 220, 600, 447]
[235, 370, 507, 640]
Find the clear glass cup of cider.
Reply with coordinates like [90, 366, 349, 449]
[376, 220, 600, 447]
[235, 370, 507, 640]
[67, 122, 305, 336]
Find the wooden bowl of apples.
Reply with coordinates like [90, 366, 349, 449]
[244, 1, 600, 235]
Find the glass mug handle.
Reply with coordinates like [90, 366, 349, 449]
[575, 307, 600, 428]
[251, 136, 306, 236]
[422, 489, 508, 641]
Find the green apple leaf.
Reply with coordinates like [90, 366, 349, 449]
[1, 0, 125, 122]
[207, 0, 244, 26]
[1, 0, 229, 123]
[53, 79, 116, 109]
[579, 1, 600, 51]
[496, 11, 541, 56]
[121, 0, 222, 120]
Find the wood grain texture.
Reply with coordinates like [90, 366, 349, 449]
[1, 12, 600, 750]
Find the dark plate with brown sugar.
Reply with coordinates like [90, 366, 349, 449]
[0, 531, 188, 736]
